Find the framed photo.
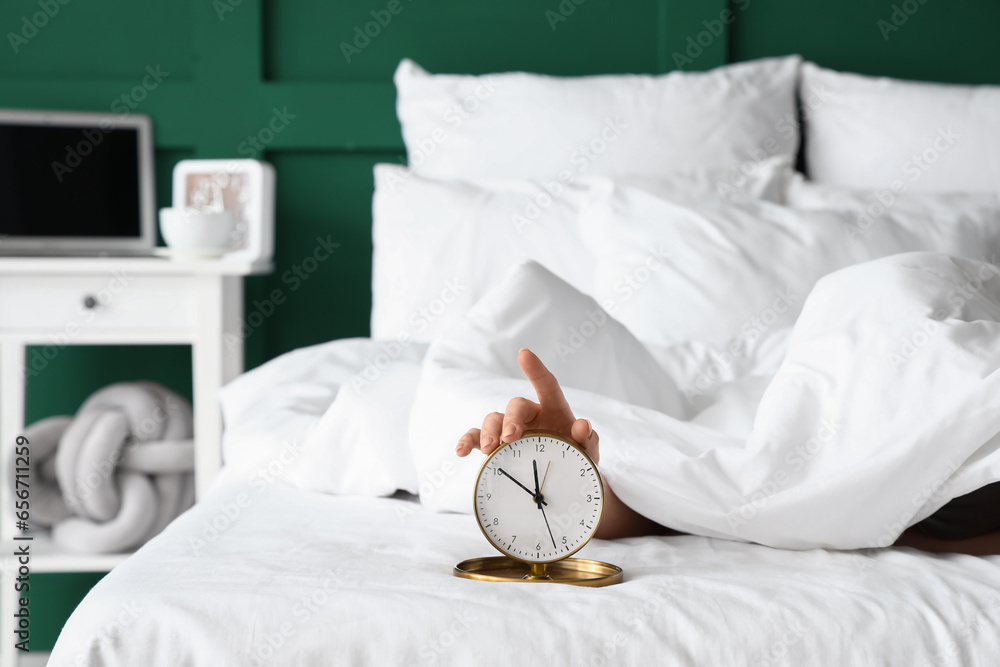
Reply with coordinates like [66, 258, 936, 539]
[171, 159, 275, 265]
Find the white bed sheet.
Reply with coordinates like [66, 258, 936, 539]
[50, 478, 1000, 667]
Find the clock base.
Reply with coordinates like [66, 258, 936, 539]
[453, 556, 623, 587]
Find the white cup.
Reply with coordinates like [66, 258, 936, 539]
[159, 208, 235, 254]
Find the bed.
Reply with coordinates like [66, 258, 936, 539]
[49, 57, 1000, 665]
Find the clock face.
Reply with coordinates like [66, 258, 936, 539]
[474, 432, 603, 563]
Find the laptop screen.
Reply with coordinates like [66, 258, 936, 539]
[0, 110, 154, 255]
[0, 123, 142, 238]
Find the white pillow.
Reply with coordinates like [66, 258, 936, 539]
[578, 185, 1000, 348]
[283, 340, 428, 497]
[801, 62, 1000, 192]
[218, 338, 427, 496]
[394, 56, 801, 181]
[786, 171, 1000, 214]
[409, 259, 687, 513]
[371, 164, 596, 343]
[370, 159, 791, 343]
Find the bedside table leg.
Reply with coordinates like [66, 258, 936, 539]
[192, 276, 244, 500]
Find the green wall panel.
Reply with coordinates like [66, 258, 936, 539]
[245, 150, 384, 365]
[730, 0, 1000, 84]
[25, 346, 194, 423]
[23, 573, 107, 649]
[0, 0, 194, 79]
[264, 0, 665, 80]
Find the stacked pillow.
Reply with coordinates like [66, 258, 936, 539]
[375, 56, 803, 344]
[270, 57, 1000, 502]
[800, 62, 1000, 193]
[789, 63, 1000, 272]
[393, 56, 801, 182]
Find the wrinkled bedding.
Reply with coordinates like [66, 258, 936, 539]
[49, 479, 1000, 667]
[411, 252, 1000, 549]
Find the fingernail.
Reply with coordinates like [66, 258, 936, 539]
[482, 435, 494, 450]
[518, 347, 528, 353]
[584, 419, 593, 437]
[502, 424, 516, 441]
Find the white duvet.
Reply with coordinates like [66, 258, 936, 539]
[411, 252, 1000, 549]
[48, 249, 1000, 665]
[49, 479, 1000, 667]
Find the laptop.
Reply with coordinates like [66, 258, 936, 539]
[0, 108, 157, 257]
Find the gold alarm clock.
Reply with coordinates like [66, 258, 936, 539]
[453, 430, 623, 587]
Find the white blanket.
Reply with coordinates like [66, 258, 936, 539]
[411, 252, 1000, 549]
[48, 480, 1000, 667]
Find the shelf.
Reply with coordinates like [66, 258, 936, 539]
[0, 256, 272, 276]
[0, 533, 134, 574]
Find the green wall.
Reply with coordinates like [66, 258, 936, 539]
[1, 0, 997, 653]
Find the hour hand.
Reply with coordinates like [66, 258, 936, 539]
[532, 460, 543, 509]
[498, 468, 547, 506]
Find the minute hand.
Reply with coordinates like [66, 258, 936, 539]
[498, 468, 547, 506]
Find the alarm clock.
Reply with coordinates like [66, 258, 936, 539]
[453, 431, 623, 586]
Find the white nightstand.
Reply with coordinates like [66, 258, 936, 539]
[0, 256, 271, 667]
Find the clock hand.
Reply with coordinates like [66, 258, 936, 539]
[540, 461, 551, 493]
[498, 468, 547, 506]
[532, 460, 542, 509]
[540, 502, 557, 550]
[533, 460, 557, 548]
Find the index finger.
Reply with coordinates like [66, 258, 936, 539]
[517, 348, 573, 418]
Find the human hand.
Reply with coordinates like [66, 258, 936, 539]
[455, 348, 599, 464]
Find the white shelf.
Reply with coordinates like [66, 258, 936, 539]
[0, 255, 271, 276]
[15, 654, 46, 667]
[0, 534, 133, 574]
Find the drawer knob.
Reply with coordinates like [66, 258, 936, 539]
[83, 295, 98, 309]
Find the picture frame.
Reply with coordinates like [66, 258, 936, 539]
[171, 159, 275, 265]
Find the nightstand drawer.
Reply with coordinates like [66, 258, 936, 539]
[0, 274, 196, 335]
